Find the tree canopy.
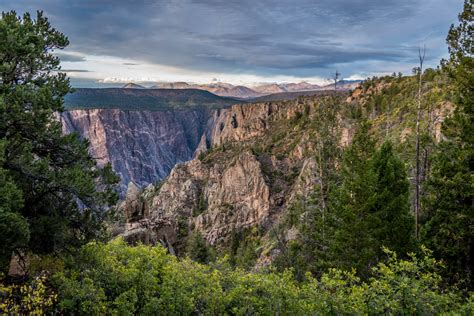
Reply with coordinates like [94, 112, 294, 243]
[0, 11, 118, 272]
[422, 0, 473, 288]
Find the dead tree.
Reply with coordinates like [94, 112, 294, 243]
[414, 45, 425, 240]
[333, 71, 341, 90]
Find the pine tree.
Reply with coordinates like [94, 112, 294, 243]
[0, 140, 29, 273]
[0, 11, 119, 271]
[422, 0, 473, 288]
[298, 96, 343, 275]
[328, 122, 378, 276]
[369, 141, 414, 260]
[326, 129, 414, 277]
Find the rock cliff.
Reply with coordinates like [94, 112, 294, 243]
[119, 75, 454, 267]
[61, 108, 215, 193]
[120, 98, 335, 254]
[59, 75, 453, 268]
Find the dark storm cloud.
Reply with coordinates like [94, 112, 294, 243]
[0, 0, 462, 77]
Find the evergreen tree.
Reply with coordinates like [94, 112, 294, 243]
[327, 129, 414, 277]
[186, 231, 212, 264]
[0, 140, 29, 272]
[298, 96, 343, 276]
[369, 141, 414, 260]
[328, 122, 378, 276]
[0, 11, 119, 271]
[422, 0, 473, 288]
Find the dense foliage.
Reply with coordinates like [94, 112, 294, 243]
[0, 11, 119, 272]
[421, 0, 474, 289]
[276, 127, 415, 279]
[325, 126, 414, 277]
[3, 239, 472, 314]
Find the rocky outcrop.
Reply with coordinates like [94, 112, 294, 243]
[120, 100, 325, 249]
[120, 82, 455, 259]
[61, 108, 213, 194]
[60, 101, 308, 196]
[210, 101, 310, 146]
[149, 151, 271, 245]
[58, 76, 456, 271]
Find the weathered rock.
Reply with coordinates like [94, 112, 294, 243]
[194, 134, 209, 158]
[123, 182, 142, 223]
[123, 101, 321, 249]
[61, 108, 214, 194]
[210, 102, 309, 147]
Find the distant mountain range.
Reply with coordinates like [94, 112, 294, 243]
[122, 80, 361, 99]
[63, 80, 361, 111]
[122, 83, 146, 89]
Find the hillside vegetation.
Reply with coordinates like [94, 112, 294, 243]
[136, 70, 453, 276]
[0, 2, 473, 314]
[64, 88, 240, 111]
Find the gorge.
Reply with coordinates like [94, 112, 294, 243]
[61, 74, 452, 267]
[1, 3, 472, 313]
[60, 88, 343, 194]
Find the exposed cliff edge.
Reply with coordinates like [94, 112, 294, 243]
[120, 97, 345, 256]
[61, 108, 216, 193]
[119, 75, 454, 268]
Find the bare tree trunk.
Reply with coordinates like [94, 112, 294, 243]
[415, 46, 425, 240]
[316, 143, 326, 241]
[333, 71, 340, 91]
[386, 101, 391, 138]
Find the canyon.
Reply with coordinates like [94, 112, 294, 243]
[61, 108, 215, 194]
[61, 88, 343, 194]
[61, 76, 452, 267]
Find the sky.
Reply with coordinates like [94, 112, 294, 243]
[0, 0, 463, 87]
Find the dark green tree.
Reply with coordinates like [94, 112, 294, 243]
[270, 97, 344, 278]
[0, 11, 118, 271]
[369, 141, 414, 259]
[300, 97, 343, 275]
[327, 122, 378, 276]
[422, 0, 473, 288]
[0, 140, 29, 273]
[186, 231, 212, 264]
[324, 128, 413, 277]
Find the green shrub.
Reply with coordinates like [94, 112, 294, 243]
[0, 274, 57, 314]
[48, 239, 472, 315]
[53, 238, 169, 314]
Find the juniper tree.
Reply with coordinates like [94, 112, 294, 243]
[0, 11, 118, 271]
[368, 141, 414, 260]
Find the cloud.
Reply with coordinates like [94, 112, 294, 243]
[60, 69, 91, 73]
[54, 51, 86, 62]
[0, 0, 462, 80]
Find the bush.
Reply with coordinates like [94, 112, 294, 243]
[48, 239, 473, 315]
[0, 274, 57, 314]
[53, 239, 169, 314]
